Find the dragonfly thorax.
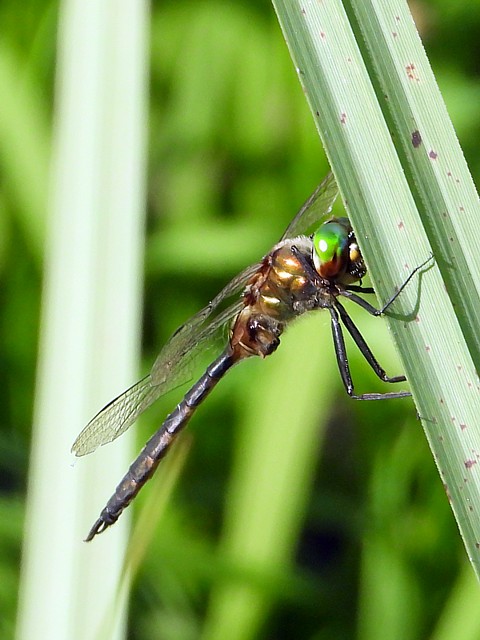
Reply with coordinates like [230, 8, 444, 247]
[313, 217, 366, 285]
[230, 237, 327, 360]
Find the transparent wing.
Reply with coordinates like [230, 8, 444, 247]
[72, 172, 338, 456]
[149, 262, 260, 387]
[281, 172, 339, 241]
[72, 376, 159, 456]
[71, 262, 260, 457]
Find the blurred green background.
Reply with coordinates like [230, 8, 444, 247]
[2, 1, 480, 639]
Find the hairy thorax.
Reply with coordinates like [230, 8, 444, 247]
[230, 237, 332, 359]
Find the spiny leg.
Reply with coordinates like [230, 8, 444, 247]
[329, 304, 354, 396]
[335, 299, 408, 386]
[342, 255, 432, 316]
[328, 304, 410, 401]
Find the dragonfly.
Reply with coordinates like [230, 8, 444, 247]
[73, 172, 424, 541]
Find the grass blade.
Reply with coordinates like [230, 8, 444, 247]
[271, 0, 480, 577]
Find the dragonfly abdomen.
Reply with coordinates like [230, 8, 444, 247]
[85, 350, 236, 541]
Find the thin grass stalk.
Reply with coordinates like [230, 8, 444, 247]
[16, 2, 149, 639]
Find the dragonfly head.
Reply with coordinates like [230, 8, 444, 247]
[313, 217, 367, 284]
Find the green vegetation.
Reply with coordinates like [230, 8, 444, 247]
[3, 1, 480, 639]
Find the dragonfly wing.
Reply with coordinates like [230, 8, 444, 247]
[281, 172, 339, 241]
[148, 173, 338, 394]
[72, 375, 161, 456]
[150, 262, 260, 389]
[72, 174, 338, 458]
[73, 262, 260, 457]
[72, 176, 337, 458]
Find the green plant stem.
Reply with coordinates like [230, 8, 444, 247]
[271, 0, 480, 577]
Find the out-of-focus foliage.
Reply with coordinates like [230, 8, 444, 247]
[2, 1, 479, 639]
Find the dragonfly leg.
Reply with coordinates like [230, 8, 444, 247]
[329, 303, 411, 400]
[378, 255, 433, 313]
[345, 285, 375, 294]
[341, 255, 432, 315]
[329, 305, 354, 396]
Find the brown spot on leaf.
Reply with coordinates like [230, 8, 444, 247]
[412, 130, 422, 147]
[429, 150, 438, 159]
[443, 483, 452, 502]
[406, 63, 419, 81]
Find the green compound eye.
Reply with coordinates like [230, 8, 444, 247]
[313, 220, 349, 278]
[313, 222, 346, 262]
